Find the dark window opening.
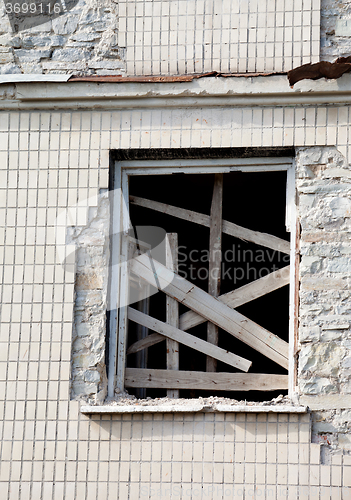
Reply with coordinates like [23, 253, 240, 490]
[126, 169, 290, 401]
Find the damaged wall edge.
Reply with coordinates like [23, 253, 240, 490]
[5, 74, 351, 111]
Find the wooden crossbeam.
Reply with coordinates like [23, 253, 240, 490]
[127, 332, 164, 355]
[125, 368, 289, 391]
[207, 173, 223, 372]
[130, 195, 290, 254]
[180, 265, 290, 331]
[128, 308, 252, 372]
[127, 265, 290, 354]
[130, 254, 289, 369]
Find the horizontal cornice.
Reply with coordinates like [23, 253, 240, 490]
[1, 74, 351, 110]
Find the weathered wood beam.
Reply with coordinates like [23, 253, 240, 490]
[130, 254, 289, 369]
[128, 307, 252, 372]
[180, 265, 290, 331]
[130, 195, 290, 254]
[127, 332, 164, 354]
[125, 368, 289, 391]
[135, 286, 149, 399]
[126, 265, 290, 354]
[207, 174, 223, 372]
[166, 233, 179, 397]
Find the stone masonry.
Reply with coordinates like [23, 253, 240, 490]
[321, 0, 351, 61]
[70, 190, 109, 404]
[297, 146, 351, 452]
[0, 0, 125, 75]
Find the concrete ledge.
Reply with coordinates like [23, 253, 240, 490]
[215, 405, 308, 413]
[81, 404, 308, 414]
[3, 73, 351, 110]
[81, 404, 205, 413]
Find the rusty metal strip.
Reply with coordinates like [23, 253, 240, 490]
[288, 59, 351, 87]
[69, 75, 196, 83]
[68, 71, 287, 84]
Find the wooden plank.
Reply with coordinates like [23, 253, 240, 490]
[130, 254, 289, 369]
[125, 368, 289, 391]
[166, 233, 179, 398]
[130, 195, 290, 254]
[126, 265, 291, 353]
[135, 287, 149, 399]
[180, 265, 290, 331]
[127, 308, 252, 372]
[127, 332, 164, 354]
[207, 174, 223, 372]
[222, 219, 290, 255]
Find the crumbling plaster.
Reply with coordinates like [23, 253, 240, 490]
[296, 146, 351, 452]
[70, 189, 109, 404]
[321, 0, 351, 60]
[0, 0, 125, 75]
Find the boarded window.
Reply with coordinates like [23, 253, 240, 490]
[108, 153, 297, 401]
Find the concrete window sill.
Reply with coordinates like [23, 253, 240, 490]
[80, 404, 308, 414]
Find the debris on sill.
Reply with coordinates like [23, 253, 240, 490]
[81, 393, 308, 413]
[107, 393, 293, 407]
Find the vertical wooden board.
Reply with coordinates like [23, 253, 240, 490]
[135, 285, 149, 399]
[166, 233, 179, 398]
[207, 173, 223, 372]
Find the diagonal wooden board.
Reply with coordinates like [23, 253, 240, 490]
[128, 307, 252, 372]
[125, 368, 289, 391]
[130, 253, 289, 369]
[130, 195, 290, 254]
[127, 265, 290, 354]
[180, 265, 291, 331]
[127, 332, 164, 355]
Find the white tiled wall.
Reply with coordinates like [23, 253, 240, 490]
[1, 106, 351, 499]
[2, 406, 351, 499]
[119, 0, 321, 75]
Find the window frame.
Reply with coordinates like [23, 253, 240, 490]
[108, 156, 297, 399]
